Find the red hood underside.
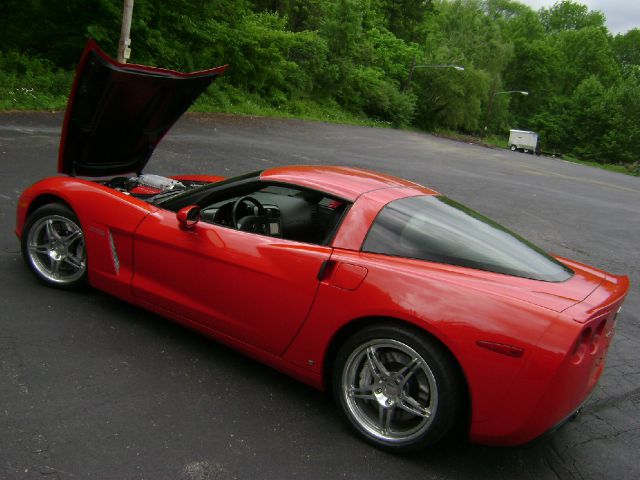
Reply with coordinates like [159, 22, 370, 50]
[58, 39, 227, 177]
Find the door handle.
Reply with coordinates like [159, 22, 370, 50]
[318, 260, 368, 290]
[317, 259, 337, 281]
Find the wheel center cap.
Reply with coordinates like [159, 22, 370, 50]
[49, 243, 67, 260]
[384, 384, 399, 397]
[373, 379, 402, 407]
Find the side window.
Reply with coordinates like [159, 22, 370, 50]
[363, 195, 573, 282]
[199, 183, 349, 245]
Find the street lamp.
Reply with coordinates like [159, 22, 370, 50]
[483, 90, 529, 135]
[405, 60, 465, 90]
[494, 90, 528, 96]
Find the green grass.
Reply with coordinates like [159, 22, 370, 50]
[561, 155, 640, 176]
[191, 85, 392, 128]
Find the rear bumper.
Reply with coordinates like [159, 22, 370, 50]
[541, 400, 586, 440]
[470, 273, 629, 445]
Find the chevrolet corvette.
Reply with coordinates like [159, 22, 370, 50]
[15, 41, 629, 451]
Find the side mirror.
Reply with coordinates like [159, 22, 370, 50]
[177, 205, 201, 230]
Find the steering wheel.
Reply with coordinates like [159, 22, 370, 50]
[231, 196, 268, 233]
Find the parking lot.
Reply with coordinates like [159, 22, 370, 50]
[1, 112, 639, 479]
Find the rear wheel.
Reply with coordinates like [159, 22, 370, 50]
[510, 144, 517, 151]
[333, 324, 463, 451]
[21, 203, 87, 289]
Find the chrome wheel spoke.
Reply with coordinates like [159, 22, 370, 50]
[377, 404, 385, 428]
[62, 229, 82, 247]
[30, 244, 50, 255]
[45, 219, 60, 241]
[398, 394, 431, 419]
[63, 255, 84, 270]
[366, 346, 390, 379]
[381, 406, 395, 434]
[397, 357, 422, 387]
[50, 258, 61, 277]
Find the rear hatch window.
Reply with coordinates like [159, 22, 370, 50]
[363, 195, 573, 282]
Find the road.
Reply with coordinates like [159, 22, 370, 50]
[1, 112, 639, 479]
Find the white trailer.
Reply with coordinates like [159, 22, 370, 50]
[508, 129, 539, 154]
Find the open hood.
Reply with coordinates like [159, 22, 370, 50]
[58, 39, 227, 177]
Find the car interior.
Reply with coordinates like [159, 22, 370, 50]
[160, 182, 350, 246]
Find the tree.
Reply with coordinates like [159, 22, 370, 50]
[377, 0, 434, 42]
[602, 73, 640, 163]
[568, 76, 611, 161]
[551, 26, 621, 93]
[539, 0, 606, 33]
[612, 29, 640, 70]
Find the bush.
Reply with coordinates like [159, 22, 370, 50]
[0, 52, 72, 110]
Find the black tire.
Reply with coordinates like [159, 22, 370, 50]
[510, 144, 517, 151]
[21, 203, 88, 289]
[332, 323, 464, 451]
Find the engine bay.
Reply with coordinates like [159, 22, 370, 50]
[104, 174, 206, 197]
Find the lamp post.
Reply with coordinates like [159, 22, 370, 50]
[483, 89, 529, 136]
[404, 58, 465, 90]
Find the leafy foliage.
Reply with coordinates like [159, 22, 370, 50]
[0, 0, 638, 165]
[0, 52, 72, 110]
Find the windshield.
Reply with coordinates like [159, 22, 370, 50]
[153, 170, 263, 208]
[362, 195, 573, 282]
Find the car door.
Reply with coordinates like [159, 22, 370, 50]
[131, 208, 332, 355]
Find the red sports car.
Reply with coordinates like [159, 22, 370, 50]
[16, 41, 629, 451]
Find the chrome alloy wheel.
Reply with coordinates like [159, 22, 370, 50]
[341, 339, 438, 444]
[26, 215, 86, 285]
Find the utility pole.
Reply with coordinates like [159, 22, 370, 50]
[117, 0, 134, 63]
[404, 57, 417, 91]
[482, 81, 498, 137]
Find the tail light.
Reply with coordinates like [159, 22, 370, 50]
[589, 320, 606, 354]
[571, 327, 592, 364]
[571, 309, 617, 364]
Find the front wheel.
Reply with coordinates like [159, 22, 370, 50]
[21, 203, 88, 289]
[510, 144, 517, 151]
[332, 324, 463, 451]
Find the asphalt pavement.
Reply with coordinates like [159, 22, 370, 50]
[1, 112, 639, 479]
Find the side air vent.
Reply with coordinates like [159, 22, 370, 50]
[108, 230, 120, 274]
